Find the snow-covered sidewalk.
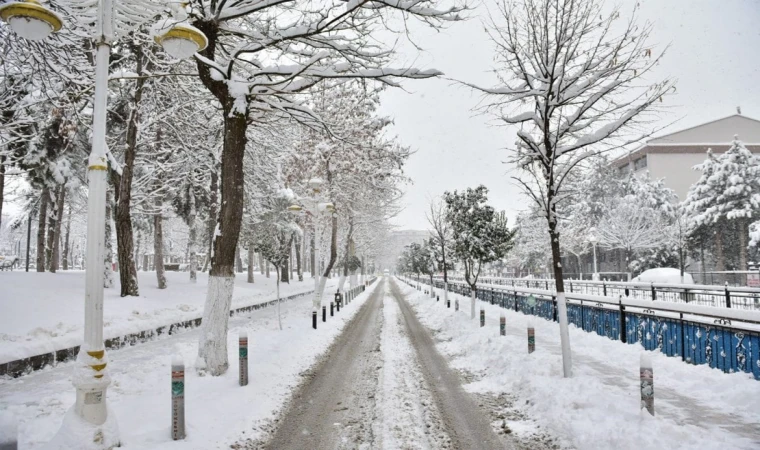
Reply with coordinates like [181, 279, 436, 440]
[0, 278, 377, 449]
[0, 270, 318, 364]
[399, 279, 760, 450]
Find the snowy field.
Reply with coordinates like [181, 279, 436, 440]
[0, 270, 322, 364]
[0, 278, 376, 449]
[399, 279, 760, 450]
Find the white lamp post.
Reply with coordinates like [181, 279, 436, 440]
[1, 1, 207, 447]
[589, 228, 599, 281]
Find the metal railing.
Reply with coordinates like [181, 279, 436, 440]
[401, 276, 760, 381]
[436, 275, 760, 310]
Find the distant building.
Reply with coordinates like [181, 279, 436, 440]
[611, 114, 760, 200]
[376, 229, 429, 271]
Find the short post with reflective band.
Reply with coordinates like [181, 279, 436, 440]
[171, 358, 185, 440]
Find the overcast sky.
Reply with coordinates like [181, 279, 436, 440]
[379, 0, 760, 231]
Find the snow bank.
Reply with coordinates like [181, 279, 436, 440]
[399, 279, 760, 450]
[632, 268, 694, 284]
[0, 271, 320, 364]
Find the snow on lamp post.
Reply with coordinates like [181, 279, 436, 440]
[589, 228, 599, 281]
[1, 1, 207, 447]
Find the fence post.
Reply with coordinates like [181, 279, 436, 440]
[651, 282, 656, 301]
[618, 296, 627, 343]
[514, 290, 519, 312]
[640, 353, 655, 416]
[679, 313, 686, 362]
[725, 283, 732, 308]
[500, 313, 506, 336]
[171, 356, 185, 440]
[603, 281, 607, 297]
[552, 296, 558, 322]
[239, 331, 248, 387]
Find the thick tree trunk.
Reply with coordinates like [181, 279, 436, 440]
[154, 207, 167, 289]
[266, 260, 270, 278]
[48, 185, 65, 273]
[45, 187, 57, 271]
[25, 214, 32, 272]
[62, 205, 71, 270]
[197, 107, 247, 376]
[36, 186, 49, 272]
[142, 254, 149, 272]
[259, 253, 264, 275]
[247, 244, 254, 283]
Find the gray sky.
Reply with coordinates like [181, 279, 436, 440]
[379, 0, 760, 230]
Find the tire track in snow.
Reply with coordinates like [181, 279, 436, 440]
[375, 280, 451, 449]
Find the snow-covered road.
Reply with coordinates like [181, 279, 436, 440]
[260, 277, 514, 449]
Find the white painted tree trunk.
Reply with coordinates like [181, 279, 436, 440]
[338, 274, 347, 292]
[197, 275, 235, 375]
[470, 290, 476, 319]
[556, 292, 573, 377]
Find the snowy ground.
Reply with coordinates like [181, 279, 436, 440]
[0, 270, 318, 364]
[400, 278, 760, 450]
[0, 276, 361, 449]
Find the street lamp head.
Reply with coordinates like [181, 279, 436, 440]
[0, 0, 62, 41]
[588, 227, 598, 244]
[154, 23, 208, 60]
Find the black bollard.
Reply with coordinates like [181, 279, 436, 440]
[330, 302, 334, 317]
[322, 305, 327, 322]
[313, 311, 317, 329]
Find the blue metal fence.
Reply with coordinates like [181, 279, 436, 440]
[419, 278, 760, 380]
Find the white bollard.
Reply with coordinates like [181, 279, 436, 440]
[171, 356, 185, 440]
[640, 353, 654, 416]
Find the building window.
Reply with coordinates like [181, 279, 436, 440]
[634, 156, 647, 171]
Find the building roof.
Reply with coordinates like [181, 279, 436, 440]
[611, 114, 760, 168]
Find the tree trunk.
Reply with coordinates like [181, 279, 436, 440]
[247, 244, 254, 283]
[188, 191, 198, 283]
[197, 106, 247, 376]
[547, 190, 572, 378]
[295, 234, 303, 281]
[0, 155, 5, 229]
[203, 154, 219, 274]
[62, 205, 71, 270]
[738, 218, 748, 271]
[25, 214, 32, 272]
[101, 188, 114, 286]
[154, 207, 167, 289]
[142, 254, 149, 272]
[45, 187, 57, 271]
[236, 246, 243, 273]
[715, 228, 725, 272]
[36, 186, 49, 272]
[259, 253, 264, 275]
[310, 234, 315, 278]
[281, 258, 289, 283]
[266, 260, 270, 278]
[48, 185, 65, 273]
[113, 63, 145, 297]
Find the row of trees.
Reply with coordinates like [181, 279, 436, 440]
[2, 0, 467, 376]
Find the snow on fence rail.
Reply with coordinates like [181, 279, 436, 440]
[413, 277, 760, 380]
[438, 276, 760, 310]
[0, 290, 315, 378]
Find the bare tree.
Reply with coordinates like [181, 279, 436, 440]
[469, 0, 673, 377]
[426, 197, 453, 303]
